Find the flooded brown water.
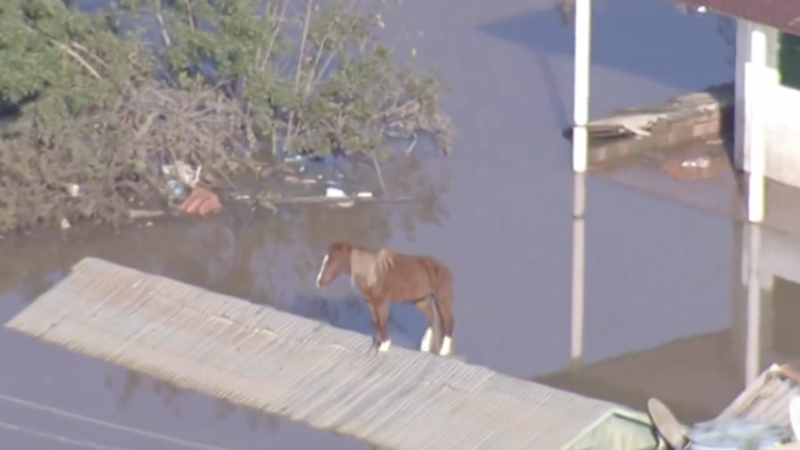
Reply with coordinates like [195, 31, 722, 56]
[4, 0, 796, 449]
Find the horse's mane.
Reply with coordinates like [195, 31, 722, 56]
[350, 246, 395, 287]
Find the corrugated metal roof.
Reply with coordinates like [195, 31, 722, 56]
[4, 257, 620, 450]
[715, 364, 800, 434]
[675, 0, 800, 36]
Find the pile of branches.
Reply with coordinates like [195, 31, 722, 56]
[0, 0, 454, 234]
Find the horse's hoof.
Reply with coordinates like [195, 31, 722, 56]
[370, 339, 392, 354]
[419, 327, 434, 353]
[377, 339, 392, 353]
[439, 336, 453, 357]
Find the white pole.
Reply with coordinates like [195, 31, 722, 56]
[745, 223, 762, 386]
[572, 0, 592, 173]
[570, 173, 586, 370]
[747, 30, 767, 223]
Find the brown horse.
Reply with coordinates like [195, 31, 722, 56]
[315, 241, 455, 356]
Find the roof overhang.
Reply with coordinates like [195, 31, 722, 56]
[673, 0, 800, 36]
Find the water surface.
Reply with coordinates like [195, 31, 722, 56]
[0, 0, 750, 448]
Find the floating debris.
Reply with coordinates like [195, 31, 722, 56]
[325, 187, 355, 208]
[680, 155, 711, 170]
[166, 179, 187, 200]
[661, 151, 728, 180]
[129, 209, 165, 220]
[178, 187, 221, 217]
[284, 175, 319, 185]
[161, 161, 200, 187]
[67, 184, 80, 198]
[283, 151, 307, 163]
[161, 160, 202, 202]
[324, 187, 374, 208]
[687, 419, 787, 450]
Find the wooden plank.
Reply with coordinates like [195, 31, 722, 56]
[5, 257, 617, 450]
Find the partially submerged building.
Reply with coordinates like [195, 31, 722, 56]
[678, 1, 800, 188]
[571, 0, 800, 223]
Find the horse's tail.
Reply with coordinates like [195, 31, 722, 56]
[427, 295, 445, 354]
[427, 258, 454, 354]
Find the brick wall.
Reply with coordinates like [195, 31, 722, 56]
[586, 85, 733, 167]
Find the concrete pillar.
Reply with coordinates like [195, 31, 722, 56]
[734, 19, 750, 170]
[746, 29, 767, 223]
[572, 0, 592, 173]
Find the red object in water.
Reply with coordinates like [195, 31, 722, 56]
[179, 186, 221, 216]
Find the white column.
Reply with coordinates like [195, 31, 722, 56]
[572, 0, 592, 173]
[746, 29, 767, 223]
[745, 223, 762, 386]
[570, 173, 586, 370]
[734, 20, 751, 170]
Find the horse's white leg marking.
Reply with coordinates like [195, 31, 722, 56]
[420, 328, 433, 352]
[440, 336, 453, 356]
[315, 254, 328, 288]
[378, 340, 392, 352]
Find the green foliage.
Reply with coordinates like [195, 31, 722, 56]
[0, 0, 452, 233]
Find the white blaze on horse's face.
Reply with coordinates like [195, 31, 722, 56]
[316, 254, 329, 288]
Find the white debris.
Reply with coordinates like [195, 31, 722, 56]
[67, 184, 80, 197]
[325, 187, 355, 208]
[162, 161, 201, 188]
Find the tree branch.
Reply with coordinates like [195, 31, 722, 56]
[53, 41, 102, 80]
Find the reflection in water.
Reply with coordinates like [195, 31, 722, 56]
[570, 173, 586, 370]
[0, 154, 449, 441]
[104, 370, 284, 433]
[744, 224, 762, 386]
[744, 224, 800, 377]
[544, 217, 800, 424]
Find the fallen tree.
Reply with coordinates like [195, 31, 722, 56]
[0, 0, 453, 233]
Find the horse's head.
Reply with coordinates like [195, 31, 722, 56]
[315, 241, 353, 288]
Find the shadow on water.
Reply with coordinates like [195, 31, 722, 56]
[0, 153, 450, 449]
[477, 0, 732, 91]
